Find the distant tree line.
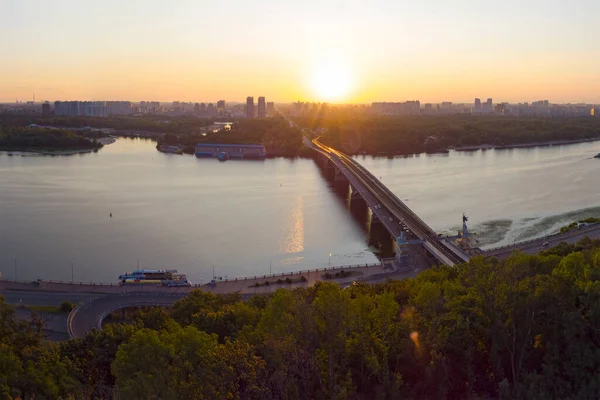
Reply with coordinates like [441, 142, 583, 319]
[0, 113, 214, 136]
[0, 113, 308, 157]
[0, 125, 102, 150]
[295, 114, 600, 155]
[4, 238, 600, 398]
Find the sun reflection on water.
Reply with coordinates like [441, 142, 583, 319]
[280, 195, 304, 254]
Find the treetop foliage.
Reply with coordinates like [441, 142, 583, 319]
[297, 114, 600, 155]
[3, 238, 600, 399]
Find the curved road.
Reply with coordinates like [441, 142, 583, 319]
[69, 293, 187, 338]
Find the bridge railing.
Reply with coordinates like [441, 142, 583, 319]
[339, 151, 434, 231]
[312, 139, 464, 265]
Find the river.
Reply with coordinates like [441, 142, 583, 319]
[1, 138, 599, 283]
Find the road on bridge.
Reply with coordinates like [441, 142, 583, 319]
[309, 137, 466, 266]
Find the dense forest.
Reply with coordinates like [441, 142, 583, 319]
[0, 126, 102, 151]
[0, 113, 214, 136]
[0, 113, 307, 157]
[4, 238, 600, 399]
[296, 115, 600, 155]
[160, 117, 307, 157]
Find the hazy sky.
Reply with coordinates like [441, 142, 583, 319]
[1, 0, 599, 103]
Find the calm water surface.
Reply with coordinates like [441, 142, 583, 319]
[357, 141, 600, 248]
[1, 138, 600, 282]
[0, 139, 377, 283]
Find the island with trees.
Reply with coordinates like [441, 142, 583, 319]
[0, 113, 215, 137]
[0, 124, 104, 154]
[3, 238, 600, 398]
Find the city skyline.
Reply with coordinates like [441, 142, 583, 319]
[2, 0, 600, 103]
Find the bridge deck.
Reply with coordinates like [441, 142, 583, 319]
[311, 139, 467, 266]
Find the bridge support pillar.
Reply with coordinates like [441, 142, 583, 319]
[323, 159, 335, 179]
[350, 189, 368, 215]
[368, 215, 395, 258]
[333, 166, 347, 182]
[331, 166, 349, 194]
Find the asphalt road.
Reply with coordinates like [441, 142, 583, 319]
[69, 293, 188, 338]
[313, 138, 464, 266]
[0, 290, 98, 306]
[484, 224, 600, 259]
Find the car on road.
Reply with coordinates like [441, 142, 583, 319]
[542, 242, 549, 247]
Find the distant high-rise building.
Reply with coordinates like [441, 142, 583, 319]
[495, 103, 508, 115]
[207, 103, 217, 117]
[54, 101, 78, 116]
[472, 98, 483, 114]
[266, 101, 275, 115]
[486, 98, 493, 110]
[217, 100, 225, 110]
[246, 96, 255, 118]
[371, 101, 420, 115]
[41, 102, 52, 116]
[257, 97, 266, 118]
[53, 101, 107, 117]
[106, 101, 132, 115]
[200, 103, 206, 112]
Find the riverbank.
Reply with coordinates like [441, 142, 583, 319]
[0, 147, 101, 155]
[452, 137, 600, 152]
[337, 136, 600, 157]
[0, 136, 116, 155]
[0, 260, 396, 295]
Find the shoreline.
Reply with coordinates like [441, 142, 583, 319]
[0, 137, 116, 156]
[452, 137, 600, 152]
[0, 260, 396, 295]
[344, 136, 600, 157]
[0, 147, 101, 156]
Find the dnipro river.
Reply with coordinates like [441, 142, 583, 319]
[1, 138, 599, 283]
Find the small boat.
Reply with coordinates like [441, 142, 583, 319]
[594, 153, 600, 159]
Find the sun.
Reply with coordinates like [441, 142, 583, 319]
[310, 60, 353, 102]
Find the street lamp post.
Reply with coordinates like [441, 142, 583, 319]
[329, 253, 332, 267]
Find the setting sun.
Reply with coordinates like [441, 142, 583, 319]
[309, 60, 353, 102]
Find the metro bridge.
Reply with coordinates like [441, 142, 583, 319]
[309, 138, 470, 267]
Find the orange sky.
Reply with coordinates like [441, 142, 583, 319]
[2, 0, 599, 104]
